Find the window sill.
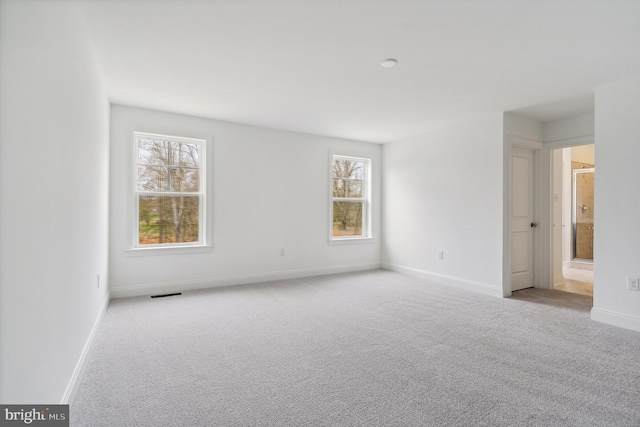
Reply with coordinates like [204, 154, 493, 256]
[125, 245, 213, 257]
[328, 237, 376, 246]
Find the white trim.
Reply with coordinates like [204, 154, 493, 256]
[508, 135, 543, 150]
[125, 244, 213, 257]
[553, 274, 565, 286]
[545, 134, 595, 145]
[110, 263, 381, 299]
[61, 292, 110, 404]
[382, 263, 504, 298]
[328, 236, 376, 246]
[130, 132, 209, 251]
[329, 151, 374, 242]
[591, 307, 640, 333]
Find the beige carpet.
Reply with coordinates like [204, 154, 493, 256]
[71, 270, 640, 426]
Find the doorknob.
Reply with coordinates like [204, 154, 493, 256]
[531, 222, 538, 228]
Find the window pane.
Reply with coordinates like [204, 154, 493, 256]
[138, 138, 169, 165]
[139, 195, 200, 244]
[333, 178, 362, 198]
[137, 165, 169, 191]
[333, 179, 346, 197]
[333, 159, 349, 179]
[347, 180, 363, 198]
[170, 167, 199, 192]
[170, 142, 199, 168]
[350, 162, 364, 180]
[138, 139, 200, 168]
[333, 159, 364, 180]
[332, 201, 364, 237]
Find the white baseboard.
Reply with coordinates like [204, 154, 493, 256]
[62, 291, 110, 404]
[591, 307, 640, 333]
[110, 263, 381, 299]
[381, 263, 504, 298]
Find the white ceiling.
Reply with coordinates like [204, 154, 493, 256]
[75, 0, 640, 143]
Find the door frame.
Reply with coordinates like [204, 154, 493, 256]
[542, 135, 595, 293]
[504, 136, 543, 297]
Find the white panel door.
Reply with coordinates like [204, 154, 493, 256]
[511, 146, 535, 291]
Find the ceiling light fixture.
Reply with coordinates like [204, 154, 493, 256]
[380, 59, 398, 68]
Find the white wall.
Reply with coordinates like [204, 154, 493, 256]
[504, 113, 543, 142]
[570, 144, 594, 165]
[0, 1, 110, 403]
[109, 105, 381, 297]
[382, 113, 505, 296]
[591, 75, 640, 331]
[543, 113, 595, 142]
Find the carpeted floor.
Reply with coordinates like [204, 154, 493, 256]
[70, 270, 640, 426]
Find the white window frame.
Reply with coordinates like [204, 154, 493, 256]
[329, 153, 373, 244]
[127, 132, 211, 256]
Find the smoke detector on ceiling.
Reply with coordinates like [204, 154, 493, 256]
[380, 59, 398, 68]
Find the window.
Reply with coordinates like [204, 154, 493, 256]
[133, 132, 206, 248]
[331, 155, 371, 240]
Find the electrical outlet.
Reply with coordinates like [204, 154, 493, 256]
[97, 274, 100, 289]
[280, 248, 285, 256]
[438, 250, 444, 260]
[627, 277, 639, 291]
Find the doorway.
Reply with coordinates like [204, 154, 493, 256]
[551, 144, 594, 297]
